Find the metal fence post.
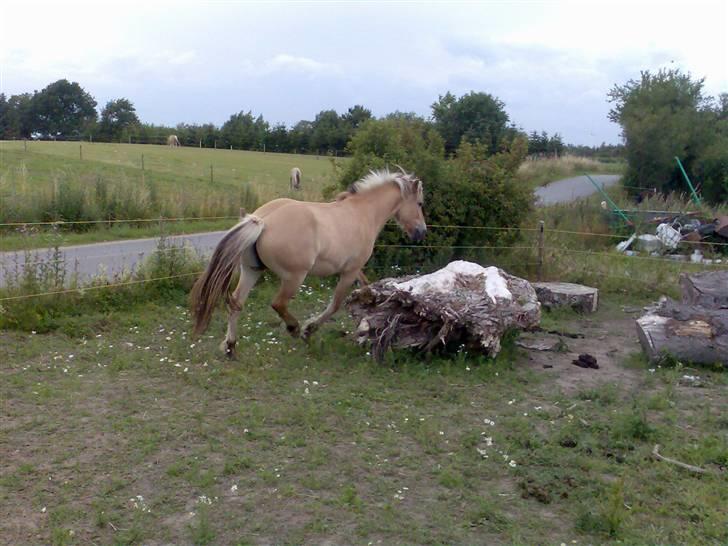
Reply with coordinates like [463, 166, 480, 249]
[538, 220, 545, 281]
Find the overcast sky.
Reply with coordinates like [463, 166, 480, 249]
[1, 0, 726, 145]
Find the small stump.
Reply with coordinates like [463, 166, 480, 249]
[531, 282, 599, 313]
[346, 261, 541, 360]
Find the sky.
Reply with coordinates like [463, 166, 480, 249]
[1, 0, 726, 145]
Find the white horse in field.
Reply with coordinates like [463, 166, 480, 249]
[167, 135, 180, 147]
[290, 167, 301, 190]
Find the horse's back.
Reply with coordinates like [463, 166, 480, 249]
[254, 199, 359, 275]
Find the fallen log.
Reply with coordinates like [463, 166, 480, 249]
[346, 261, 541, 361]
[680, 270, 728, 309]
[636, 299, 728, 365]
[531, 282, 599, 313]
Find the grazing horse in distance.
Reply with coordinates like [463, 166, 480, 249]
[290, 167, 302, 190]
[190, 168, 427, 358]
[167, 134, 180, 147]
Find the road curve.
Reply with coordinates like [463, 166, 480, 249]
[1, 174, 623, 287]
[534, 174, 621, 206]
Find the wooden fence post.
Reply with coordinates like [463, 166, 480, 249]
[210, 165, 214, 184]
[538, 220, 545, 281]
[141, 154, 145, 171]
[79, 144, 83, 161]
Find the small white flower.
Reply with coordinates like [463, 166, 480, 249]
[509, 460, 517, 467]
[230, 484, 238, 492]
[41, 507, 46, 513]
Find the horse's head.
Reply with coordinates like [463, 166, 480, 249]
[394, 170, 427, 242]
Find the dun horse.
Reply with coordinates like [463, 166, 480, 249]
[190, 168, 426, 357]
[290, 167, 302, 190]
[167, 134, 180, 147]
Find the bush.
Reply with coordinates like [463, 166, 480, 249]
[334, 117, 533, 271]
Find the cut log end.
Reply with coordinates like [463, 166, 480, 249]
[531, 282, 599, 313]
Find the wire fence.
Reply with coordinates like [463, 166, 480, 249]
[2, 218, 727, 303]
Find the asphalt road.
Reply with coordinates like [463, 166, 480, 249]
[0, 231, 228, 288]
[1, 174, 622, 287]
[534, 174, 621, 205]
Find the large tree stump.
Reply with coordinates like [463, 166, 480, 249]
[531, 282, 599, 313]
[346, 261, 541, 360]
[636, 299, 728, 365]
[680, 271, 728, 309]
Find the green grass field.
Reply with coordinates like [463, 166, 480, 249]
[0, 141, 340, 251]
[1, 280, 725, 545]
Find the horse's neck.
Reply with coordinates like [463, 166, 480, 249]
[354, 184, 402, 237]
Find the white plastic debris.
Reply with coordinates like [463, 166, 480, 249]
[616, 233, 636, 252]
[635, 234, 663, 253]
[656, 223, 681, 249]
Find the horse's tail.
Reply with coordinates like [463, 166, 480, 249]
[189, 215, 264, 336]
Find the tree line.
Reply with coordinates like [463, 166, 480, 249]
[0, 79, 570, 158]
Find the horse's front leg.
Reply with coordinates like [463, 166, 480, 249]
[301, 270, 359, 340]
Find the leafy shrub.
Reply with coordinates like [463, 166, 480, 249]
[334, 117, 533, 270]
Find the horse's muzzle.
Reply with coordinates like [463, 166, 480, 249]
[411, 225, 427, 242]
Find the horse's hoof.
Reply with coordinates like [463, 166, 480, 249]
[301, 321, 318, 341]
[287, 324, 300, 338]
[220, 340, 237, 359]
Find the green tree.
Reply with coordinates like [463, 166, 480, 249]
[431, 91, 510, 154]
[267, 123, 291, 152]
[310, 109, 347, 153]
[99, 98, 140, 142]
[0, 94, 9, 138]
[5, 93, 34, 138]
[607, 68, 725, 200]
[290, 120, 314, 153]
[221, 111, 268, 150]
[31, 79, 97, 137]
[342, 105, 372, 131]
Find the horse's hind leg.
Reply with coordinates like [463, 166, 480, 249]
[271, 271, 307, 337]
[221, 265, 262, 358]
[301, 269, 359, 340]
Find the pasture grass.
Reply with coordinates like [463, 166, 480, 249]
[518, 155, 625, 192]
[1, 281, 726, 545]
[0, 141, 340, 250]
[0, 140, 338, 204]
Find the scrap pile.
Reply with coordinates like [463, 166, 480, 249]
[617, 214, 728, 263]
[346, 261, 541, 361]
